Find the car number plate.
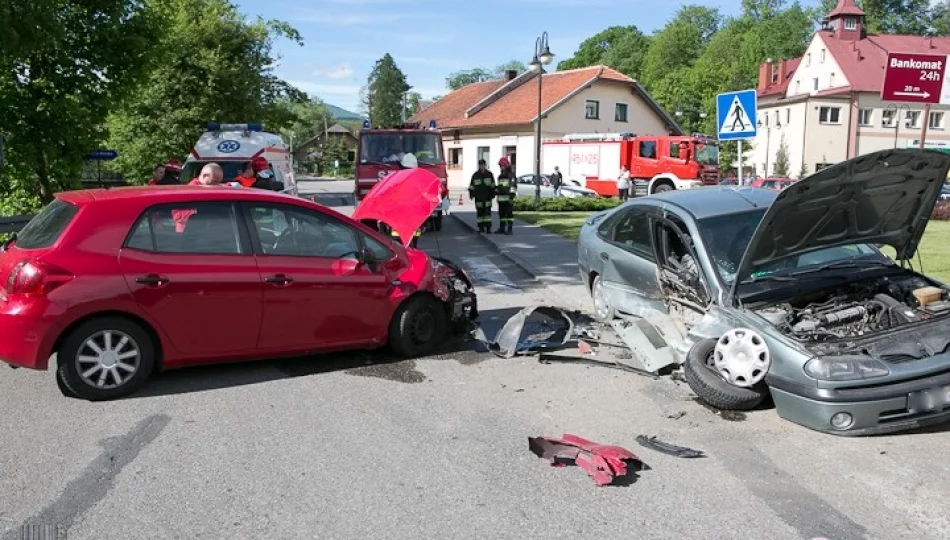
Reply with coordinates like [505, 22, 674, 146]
[907, 385, 950, 414]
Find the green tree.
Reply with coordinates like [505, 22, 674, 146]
[106, 0, 304, 183]
[742, 0, 787, 20]
[773, 134, 790, 176]
[405, 91, 422, 119]
[319, 137, 351, 177]
[494, 60, 528, 76]
[365, 54, 410, 128]
[798, 162, 809, 179]
[0, 0, 155, 204]
[558, 26, 652, 80]
[445, 68, 494, 90]
[640, 5, 722, 89]
[934, 1, 950, 34]
[278, 97, 331, 153]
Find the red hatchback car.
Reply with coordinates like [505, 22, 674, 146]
[0, 186, 476, 400]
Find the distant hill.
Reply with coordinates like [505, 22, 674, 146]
[325, 104, 365, 122]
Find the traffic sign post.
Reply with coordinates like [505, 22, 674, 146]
[84, 149, 118, 187]
[882, 53, 950, 150]
[716, 90, 758, 181]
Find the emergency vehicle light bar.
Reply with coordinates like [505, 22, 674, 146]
[206, 123, 263, 132]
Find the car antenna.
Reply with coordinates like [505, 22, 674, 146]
[731, 188, 759, 208]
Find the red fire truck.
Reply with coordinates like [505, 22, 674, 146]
[541, 132, 720, 197]
[354, 121, 449, 231]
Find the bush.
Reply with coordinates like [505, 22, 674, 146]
[934, 200, 950, 221]
[513, 197, 622, 212]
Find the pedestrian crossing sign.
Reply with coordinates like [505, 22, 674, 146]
[716, 90, 757, 141]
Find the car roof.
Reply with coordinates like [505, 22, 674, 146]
[645, 186, 777, 220]
[55, 185, 305, 206]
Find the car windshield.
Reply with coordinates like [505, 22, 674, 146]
[695, 142, 718, 166]
[699, 209, 889, 285]
[359, 133, 444, 165]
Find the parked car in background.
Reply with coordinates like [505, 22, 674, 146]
[752, 177, 796, 191]
[940, 184, 950, 201]
[576, 149, 950, 436]
[0, 185, 476, 400]
[719, 178, 738, 186]
[515, 174, 599, 199]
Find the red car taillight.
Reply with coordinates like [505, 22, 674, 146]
[5, 260, 74, 296]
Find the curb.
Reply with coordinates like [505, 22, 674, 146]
[449, 213, 548, 282]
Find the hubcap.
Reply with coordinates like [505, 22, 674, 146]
[76, 330, 141, 389]
[712, 328, 770, 387]
[593, 280, 611, 320]
[411, 310, 436, 344]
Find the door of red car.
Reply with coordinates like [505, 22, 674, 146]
[119, 201, 263, 358]
[243, 202, 394, 352]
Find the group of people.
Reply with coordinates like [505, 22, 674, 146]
[148, 157, 283, 191]
[469, 157, 516, 235]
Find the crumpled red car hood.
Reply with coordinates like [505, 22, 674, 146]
[353, 168, 441, 247]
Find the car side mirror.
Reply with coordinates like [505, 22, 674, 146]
[359, 247, 379, 271]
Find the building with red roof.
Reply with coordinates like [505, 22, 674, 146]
[752, 0, 950, 177]
[410, 65, 682, 188]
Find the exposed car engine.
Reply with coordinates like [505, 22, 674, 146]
[756, 275, 950, 343]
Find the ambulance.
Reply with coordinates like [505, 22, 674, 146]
[181, 123, 297, 195]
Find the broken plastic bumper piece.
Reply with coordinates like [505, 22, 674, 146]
[528, 434, 642, 486]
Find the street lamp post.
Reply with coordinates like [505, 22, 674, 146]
[674, 108, 708, 131]
[886, 103, 910, 149]
[530, 32, 554, 208]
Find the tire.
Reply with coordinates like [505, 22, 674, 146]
[591, 275, 615, 322]
[653, 183, 674, 194]
[55, 316, 156, 401]
[433, 213, 443, 232]
[684, 338, 768, 411]
[389, 295, 448, 357]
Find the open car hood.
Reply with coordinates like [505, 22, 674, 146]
[731, 149, 950, 296]
[352, 168, 441, 247]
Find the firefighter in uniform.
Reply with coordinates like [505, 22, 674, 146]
[495, 157, 515, 235]
[469, 159, 496, 233]
[390, 226, 422, 248]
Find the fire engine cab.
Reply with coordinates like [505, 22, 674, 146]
[541, 132, 720, 197]
[182, 123, 297, 195]
[354, 120, 449, 231]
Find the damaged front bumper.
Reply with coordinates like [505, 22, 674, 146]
[768, 370, 950, 436]
[432, 257, 478, 327]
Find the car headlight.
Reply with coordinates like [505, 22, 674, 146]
[803, 356, 890, 381]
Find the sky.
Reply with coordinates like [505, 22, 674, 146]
[233, 0, 827, 114]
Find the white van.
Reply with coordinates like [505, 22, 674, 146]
[181, 123, 297, 195]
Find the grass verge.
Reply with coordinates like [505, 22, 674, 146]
[515, 212, 589, 241]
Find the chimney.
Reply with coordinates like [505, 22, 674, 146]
[506, 70, 518, 81]
[758, 61, 773, 91]
[778, 59, 788, 84]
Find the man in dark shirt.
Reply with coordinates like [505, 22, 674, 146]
[469, 159, 496, 233]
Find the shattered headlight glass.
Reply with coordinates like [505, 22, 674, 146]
[803, 356, 890, 381]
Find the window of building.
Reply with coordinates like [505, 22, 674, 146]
[882, 109, 896, 127]
[615, 103, 629, 122]
[795, 80, 801, 93]
[806, 53, 811, 66]
[585, 100, 600, 120]
[774, 110, 781, 126]
[844, 17, 857, 30]
[857, 108, 872, 126]
[819, 106, 841, 124]
[812, 78, 819, 91]
[906, 110, 921, 129]
[448, 148, 462, 169]
[638, 140, 657, 159]
[771, 68, 779, 83]
[502, 145, 516, 168]
[820, 49, 826, 63]
[929, 111, 944, 129]
[477, 146, 490, 164]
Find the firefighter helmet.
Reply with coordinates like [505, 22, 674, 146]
[498, 157, 510, 168]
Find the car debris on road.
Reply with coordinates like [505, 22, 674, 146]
[528, 434, 644, 486]
[635, 435, 705, 458]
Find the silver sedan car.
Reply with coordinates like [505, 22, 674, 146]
[515, 174, 598, 199]
[577, 149, 950, 436]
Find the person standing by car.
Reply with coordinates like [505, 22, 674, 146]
[469, 159, 496, 233]
[495, 157, 515, 235]
[147, 164, 166, 186]
[616, 165, 631, 201]
[551, 166, 563, 196]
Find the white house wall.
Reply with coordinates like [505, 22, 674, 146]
[786, 34, 851, 98]
[545, 82, 669, 137]
[854, 94, 950, 155]
[751, 101, 809, 177]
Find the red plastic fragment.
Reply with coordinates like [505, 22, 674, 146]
[528, 434, 642, 486]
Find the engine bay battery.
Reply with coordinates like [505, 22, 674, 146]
[923, 300, 950, 314]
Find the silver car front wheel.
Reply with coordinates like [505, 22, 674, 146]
[591, 276, 615, 322]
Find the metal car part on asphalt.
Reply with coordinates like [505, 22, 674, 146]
[634, 435, 706, 458]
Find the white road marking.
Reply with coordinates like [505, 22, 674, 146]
[460, 256, 520, 293]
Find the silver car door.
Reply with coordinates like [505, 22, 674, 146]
[597, 207, 667, 317]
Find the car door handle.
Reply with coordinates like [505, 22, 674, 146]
[135, 274, 169, 286]
[600, 252, 609, 261]
[264, 274, 293, 286]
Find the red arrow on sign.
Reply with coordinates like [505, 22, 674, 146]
[881, 52, 947, 104]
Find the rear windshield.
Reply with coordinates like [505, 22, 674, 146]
[359, 133, 444, 165]
[16, 199, 79, 249]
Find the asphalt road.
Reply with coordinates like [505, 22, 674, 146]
[2, 194, 950, 539]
